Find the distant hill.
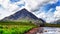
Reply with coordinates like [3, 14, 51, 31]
[50, 19, 60, 24]
[54, 19, 60, 24]
[2, 8, 46, 26]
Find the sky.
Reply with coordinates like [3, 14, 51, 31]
[0, 0, 60, 23]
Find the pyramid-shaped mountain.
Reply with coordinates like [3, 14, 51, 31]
[3, 8, 39, 20]
[2, 8, 45, 26]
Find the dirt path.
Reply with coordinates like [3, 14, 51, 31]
[25, 27, 43, 34]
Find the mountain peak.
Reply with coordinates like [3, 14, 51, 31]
[2, 8, 38, 20]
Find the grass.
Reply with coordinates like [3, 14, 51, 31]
[0, 25, 36, 34]
[45, 23, 60, 27]
[0, 21, 37, 34]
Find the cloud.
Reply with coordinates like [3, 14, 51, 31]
[46, 6, 60, 22]
[0, 0, 59, 23]
[49, 0, 58, 4]
[25, 0, 59, 22]
[26, 0, 59, 23]
[54, 6, 60, 18]
[0, 0, 25, 20]
[35, 6, 60, 23]
[25, 0, 58, 12]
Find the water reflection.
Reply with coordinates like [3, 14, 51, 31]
[43, 27, 60, 34]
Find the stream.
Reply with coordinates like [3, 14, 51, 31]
[37, 27, 60, 34]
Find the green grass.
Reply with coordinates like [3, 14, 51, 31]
[0, 20, 35, 25]
[0, 21, 37, 34]
[0, 25, 36, 34]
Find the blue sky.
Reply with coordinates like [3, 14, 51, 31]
[10, 0, 20, 3]
[43, 0, 60, 13]
[9, 0, 25, 7]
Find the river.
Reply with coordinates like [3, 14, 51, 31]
[36, 27, 60, 34]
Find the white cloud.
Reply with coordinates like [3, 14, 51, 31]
[46, 6, 60, 23]
[34, 7, 60, 23]
[25, 0, 58, 12]
[0, 0, 25, 20]
[54, 6, 60, 18]
[37, 12, 46, 18]
[49, 0, 58, 4]
[36, 9, 53, 22]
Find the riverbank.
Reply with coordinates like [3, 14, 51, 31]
[45, 23, 60, 27]
[25, 27, 40, 34]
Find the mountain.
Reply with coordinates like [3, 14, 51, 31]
[56, 20, 60, 24]
[54, 19, 60, 24]
[2, 8, 38, 20]
[2, 8, 46, 26]
[50, 19, 60, 24]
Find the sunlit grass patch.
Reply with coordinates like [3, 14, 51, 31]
[0, 25, 36, 34]
[0, 20, 37, 34]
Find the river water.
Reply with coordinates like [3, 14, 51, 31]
[43, 27, 60, 34]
